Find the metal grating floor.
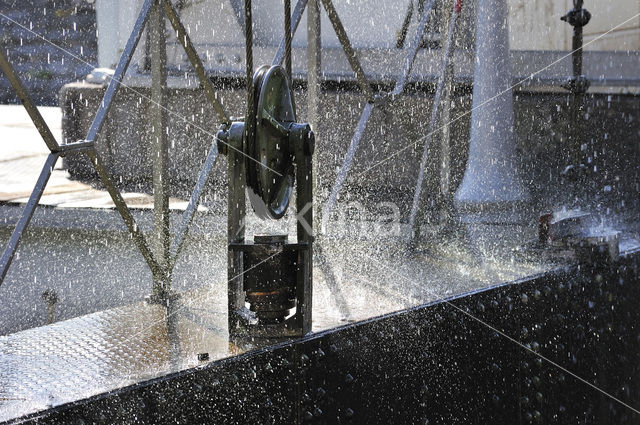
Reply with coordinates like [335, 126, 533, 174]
[0, 286, 242, 422]
[0, 275, 402, 422]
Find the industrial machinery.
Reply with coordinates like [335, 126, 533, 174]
[1, 0, 640, 423]
[0, 0, 316, 338]
[217, 64, 315, 337]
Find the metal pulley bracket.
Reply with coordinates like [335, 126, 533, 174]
[217, 65, 314, 220]
[561, 6, 591, 28]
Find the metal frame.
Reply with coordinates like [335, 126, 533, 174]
[320, 0, 441, 231]
[0, 0, 230, 294]
[407, 0, 463, 245]
[1, 0, 458, 306]
[225, 0, 315, 337]
[0, 0, 323, 300]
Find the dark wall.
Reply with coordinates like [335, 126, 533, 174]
[0, 0, 97, 105]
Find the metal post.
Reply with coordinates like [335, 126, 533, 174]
[307, 0, 321, 209]
[150, 0, 171, 299]
[407, 0, 460, 245]
[295, 140, 313, 334]
[561, 0, 590, 171]
[227, 135, 246, 332]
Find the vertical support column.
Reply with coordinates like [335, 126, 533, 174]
[453, 0, 531, 226]
[228, 136, 246, 333]
[150, 0, 171, 299]
[307, 0, 321, 221]
[438, 0, 459, 223]
[295, 143, 313, 334]
[561, 0, 590, 173]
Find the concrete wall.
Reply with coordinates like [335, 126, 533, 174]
[509, 0, 640, 51]
[94, 0, 640, 69]
[0, 0, 97, 105]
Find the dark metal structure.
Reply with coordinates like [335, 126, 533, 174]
[6, 248, 639, 424]
[561, 0, 591, 174]
[0, 0, 319, 306]
[218, 63, 315, 336]
[2, 0, 640, 423]
[0, 0, 230, 295]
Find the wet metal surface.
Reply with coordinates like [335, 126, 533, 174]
[0, 288, 231, 422]
[1, 247, 638, 424]
[0, 230, 563, 422]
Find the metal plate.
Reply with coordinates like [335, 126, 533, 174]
[3, 249, 639, 424]
[0, 287, 238, 423]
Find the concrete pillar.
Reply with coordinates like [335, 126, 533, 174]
[454, 0, 531, 225]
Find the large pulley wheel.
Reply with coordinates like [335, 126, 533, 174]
[246, 65, 297, 220]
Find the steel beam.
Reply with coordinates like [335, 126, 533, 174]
[150, 0, 171, 298]
[319, 0, 375, 103]
[320, 101, 373, 230]
[392, 0, 435, 95]
[0, 49, 59, 152]
[306, 0, 321, 146]
[85, 0, 154, 144]
[0, 154, 58, 285]
[408, 1, 461, 244]
[227, 135, 246, 332]
[163, 0, 230, 125]
[88, 150, 166, 282]
[321, 1, 435, 229]
[170, 142, 219, 265]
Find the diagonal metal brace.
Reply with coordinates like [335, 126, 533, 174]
[319, 0, 375, 103]
[163, 0, 230, 125]
[81, 0, 167, 282]
[87, 150, 168, 282]
[321, 0, 435, 229]
[0, 154, 59, 285]
[170, 141, 219, 266]
[85, 0, 154, 144]
[0, 49, 59, 153]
